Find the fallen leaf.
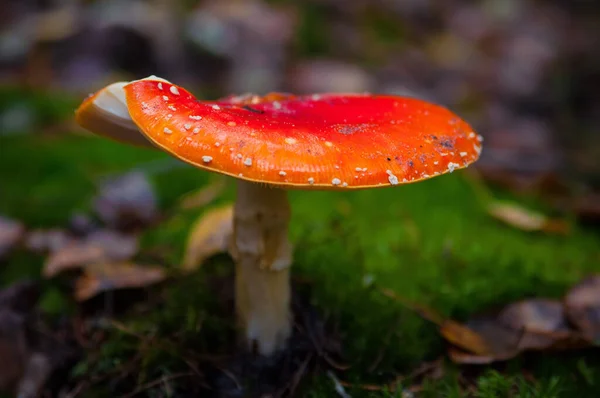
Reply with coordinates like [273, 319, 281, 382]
[178, 178, 226, 210]
[44, 229, 138, 278]
[439, 320, 496, 357]
[182, 204, 233, 272]
[74, 262, 167, 301]
[564, 275, 600, 343]
[445, 299, 588, 364]
[381, 288, 587, 364]
[93, 171, 158, 231]
[0, 216, 25, 260]
[0, 309, 29, 391]
[487, 201, 570, 234]
[447, 347, 498, 365]
[25, 228, 71, 254]
[497, 299, 576, 350]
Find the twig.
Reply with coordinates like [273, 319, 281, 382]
[120, 372, 194, 398]
[284, 353, 313, 397]
[299, 310, 350, 370]
[367, 317, 400, 372]
[328, 371, 352, 398]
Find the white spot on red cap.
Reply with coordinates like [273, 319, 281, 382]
[189, 115, 202, 120]
[447, 162, 460, 173]
[183, 123, 191, 130]
[162, 95, 169, 101]
[170, 86, 180, 95]
[332, 178, 341, 185]
[168, 105, 176, 112]
[386, 170, 399, 185]
[157, 82, 163, 90]
[163, 127, 172, 134]
[279, 171, 287, 176]
[202, 156, 213, 163]
[243, 158, 252, 166]
[285, 137, 297, 145]
[460, 152, 467, 157]
[308, 177, 314, 184]
[212, 104, 221, 110]
[192, 127, 200, 134]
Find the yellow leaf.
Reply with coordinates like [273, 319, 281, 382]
[487, 201, 569, 234]
[182, 204, 234, 272]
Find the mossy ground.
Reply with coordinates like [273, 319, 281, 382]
[1, 95, 599, 397]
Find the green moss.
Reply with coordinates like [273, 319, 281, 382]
[1, 131, 599, 396]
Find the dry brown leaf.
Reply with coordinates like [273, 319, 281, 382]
[25, 228, 71, 254]
[182, 204, 234, 272]
[497, 299, 576, 350]
[439, 320, 494, 356]
[564, 275, 600, 343]
[447, 347, 498, 365]
[380, 287, 587, 365]
[445, 299, 588, 364]
[44, 230, 138, 278]
[178, 178, 226, 210]
[0, 216, 25, 260]
[487, 201, 569, 234]
[74, 262, 166, 301]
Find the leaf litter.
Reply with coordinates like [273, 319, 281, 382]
[381, 274, 600, 365]
[43, 229, 139, 277]
[0, 215, 25, 260]
[74, 261, 166, 301]
[0, 281, 77, 397]
[564, 275, 600, 343]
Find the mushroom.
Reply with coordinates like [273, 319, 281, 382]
[75, 76, 483, 356]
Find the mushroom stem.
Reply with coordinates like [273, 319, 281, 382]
[230, 180, 293, 356]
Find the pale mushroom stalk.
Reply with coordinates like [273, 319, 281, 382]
[230, 181, 293, 355]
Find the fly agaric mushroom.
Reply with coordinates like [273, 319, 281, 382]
[75, 76, 483, 356]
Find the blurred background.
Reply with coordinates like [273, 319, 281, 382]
[1, 0, 599, 192]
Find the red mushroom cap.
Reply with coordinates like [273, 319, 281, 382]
[121, 79, 482, 189]
[75, 81, 156, 148]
